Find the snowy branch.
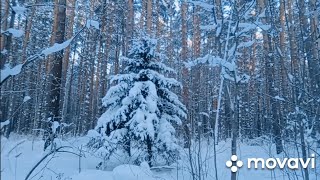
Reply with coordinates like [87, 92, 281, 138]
[0, 25, 86, 86]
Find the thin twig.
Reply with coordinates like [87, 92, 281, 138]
[24, 146, 74, 180]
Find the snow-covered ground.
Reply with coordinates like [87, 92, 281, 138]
[1, 134, 319, 180]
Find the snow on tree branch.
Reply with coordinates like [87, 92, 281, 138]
[12, 6, 26, 14]
[1, 64, 23, 82]
[0, 25, 87, 85]
[1, 28, 24, 38]
[41, 39, 73, 56]
[0, 120, 10, 129]
[86, 20, 99, 29]
[185, 54, 235, 72]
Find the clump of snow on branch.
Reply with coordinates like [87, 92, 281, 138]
[186, 54, 235, 72]
[1, 28, 24, 37]
[238, 40, 255, 48]
[42, 39, 72, 56]
[1, 64, 23, 82]
[189, 1, 213, 11]
[52, 121, 60, 134]
[12, 6, 26, 14]
[274, 95, 285, 101]
[0, 120, 10, 129]
[86, 20, 99, 29]
[200, 24, 218, 31]
[23, 96, 31, 102]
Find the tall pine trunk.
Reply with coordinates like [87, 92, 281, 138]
[44, 0, 66, 150]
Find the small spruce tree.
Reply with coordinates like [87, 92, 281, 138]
[88, 34, 186, 166]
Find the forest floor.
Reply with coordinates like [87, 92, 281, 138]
[1, 134, 319, 180]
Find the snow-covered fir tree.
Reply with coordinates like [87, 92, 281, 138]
[88, 34, 187, 166]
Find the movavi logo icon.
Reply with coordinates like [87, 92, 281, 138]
[226, 154, 316, 171]
[226, 155, 243, 172]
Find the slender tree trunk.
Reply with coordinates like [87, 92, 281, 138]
[61, 0, 76, 123]
[44, 0, 66, 150]
[22, 1, 37, 63]
[126, 0, 134, 55]
[181, 0, 190, 148]
[140, 0, 146, 29]
[47, 0, 66, 118]
[146, 0, 152, 33]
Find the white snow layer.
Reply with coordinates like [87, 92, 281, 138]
[23, 96, 31, 102]
[1, 136, 319, 180]
[1, 28, 24, 37]
[52, 121, 60, 134]
[86, 19, 99, 29]
[190, 1, 214, 11]
[42, 39, 72, 56]
[12, 6, 26, 14]
[186, 54, 235, 72]
[1, 64, 23, 83]
[0, 120, 10, 129]
[70, 164, 155, 180]
[274, 95, 285, 101]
